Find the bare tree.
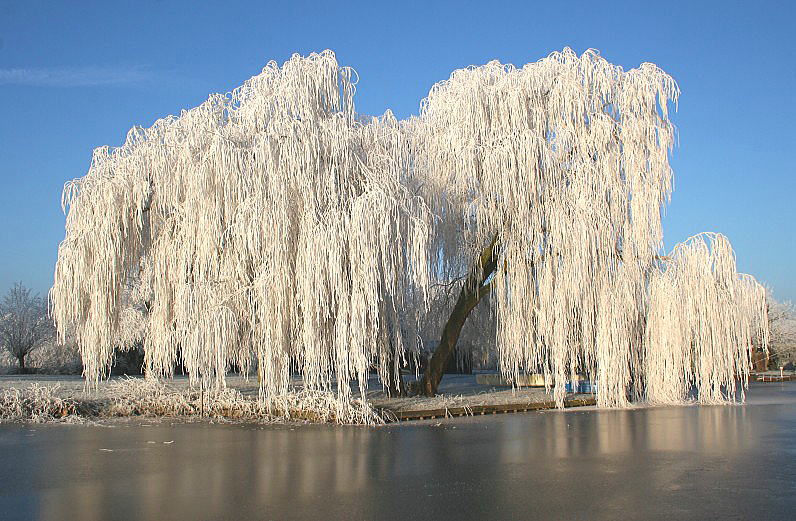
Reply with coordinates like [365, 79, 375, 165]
[768, 292, 796, 366]
[0, 283, 53, 373]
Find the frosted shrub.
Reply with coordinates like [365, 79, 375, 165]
[105, 377, 382, 424]
[0, 385, 82, 422]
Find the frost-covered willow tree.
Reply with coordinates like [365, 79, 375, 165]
[644, 233, 767, 403]
[52, 51, 432, 404]
[410, 49, 768, 406]
[52, 48, 768, 409]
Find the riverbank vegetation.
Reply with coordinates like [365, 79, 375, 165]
[0, 378, 381, 424]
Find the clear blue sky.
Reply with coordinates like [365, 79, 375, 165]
[0, 0, 794, 300]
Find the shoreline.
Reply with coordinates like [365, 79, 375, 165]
[6, 372, 787, 425]
[0, 373, 598, 425]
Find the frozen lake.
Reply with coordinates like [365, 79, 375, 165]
[2, 382, 795, 521]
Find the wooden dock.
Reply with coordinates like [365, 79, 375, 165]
[751, 373, 796, 382]
[378, 396, 596, 422]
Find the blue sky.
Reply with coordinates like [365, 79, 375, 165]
[0, 0, 794, 300]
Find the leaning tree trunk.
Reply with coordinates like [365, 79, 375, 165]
[418, 237, 500, 396]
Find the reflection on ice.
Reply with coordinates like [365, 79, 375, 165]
[1, 382, 793, 521]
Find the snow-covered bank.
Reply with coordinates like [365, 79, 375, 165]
[0, 374, 597, 425]
[0, 376, 380, 425]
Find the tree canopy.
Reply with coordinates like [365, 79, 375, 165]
[52, 49, 768, 408]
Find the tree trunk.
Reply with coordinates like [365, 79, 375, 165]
[418, 237, 500, 396]
[17, 353, 27, 374]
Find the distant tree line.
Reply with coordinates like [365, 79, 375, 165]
[768, 291, 796, 369]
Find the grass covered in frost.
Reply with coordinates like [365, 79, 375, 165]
[0, 378, 382, 425]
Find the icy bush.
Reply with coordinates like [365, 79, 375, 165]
[0, 384, 85, 422]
